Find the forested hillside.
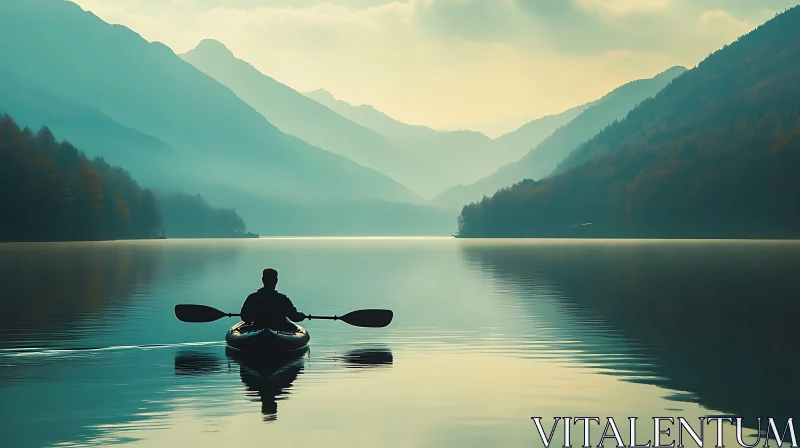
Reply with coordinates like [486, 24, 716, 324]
[457, 7, 800, 239]
[157, 192, 256, 238]
[0, 115, 161, 241]
[0, 115, 256, 241]
[436, 67, 686, 208]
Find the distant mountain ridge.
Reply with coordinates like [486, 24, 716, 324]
[0, 0, 419, 207]
[305, 89, 585, 193]
[182, 39, 443, 198]
[456, 7, 800, 238]
[493, 102, 592, 156]
[304, 89, 441, 141]
[435, 66, 688, 208]
[304, 88, 496, 190]
[0, 68, 173, 186]
[0, 0, 467, 236]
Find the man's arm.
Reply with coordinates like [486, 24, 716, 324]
[240, 294, 256, 323]
[279, 294, 306, 322]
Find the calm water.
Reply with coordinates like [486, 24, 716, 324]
[0, 238, 798, 448]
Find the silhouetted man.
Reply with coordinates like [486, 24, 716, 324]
[241, 268, 306, 331]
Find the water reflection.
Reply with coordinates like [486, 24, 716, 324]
[171, 344, 394, 424]
[336, 347, 394, 369]
[225, 348, 307, 421]
[0, 242, 164, 348]
[0, 240, 243, 350]
[5, 238, 796, 447]
[174, 349, 225, 376]
[460, 240, 800, 431]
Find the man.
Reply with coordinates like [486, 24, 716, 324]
[241, 268, 306, 331]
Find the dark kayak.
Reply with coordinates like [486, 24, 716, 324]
[225, 320, 310, 356]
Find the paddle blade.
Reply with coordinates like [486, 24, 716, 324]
[339, 309, 393, 328]
[175, 304, 228, 323]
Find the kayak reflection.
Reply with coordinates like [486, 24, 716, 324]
[172, 346, 392, 422]
[337, 347, 393, 368]
[225, 347, 308, 421]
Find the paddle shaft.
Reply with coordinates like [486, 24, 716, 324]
[175, 304, 391, 327]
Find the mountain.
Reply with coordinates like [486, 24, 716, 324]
[493, 102, 592, 156]
[437, 115, 541, 139]
[304, 89, 494, 189]
[305, 89, 581, 192]
[182, 40, 443, 197]
[435, 66, 687, 208]
[0, 112, 258, 241]
[0, 0, 419, 210]
[304, 89, 440, 141]
[0, 68, 172, 186]
[456, 7, 800, 238]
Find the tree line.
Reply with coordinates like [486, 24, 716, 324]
[0, 114, 255, 242]
[157, 191, 254, 238]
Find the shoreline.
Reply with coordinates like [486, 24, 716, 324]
[5, 235, 800, 244]
[0, 232, 260, 244]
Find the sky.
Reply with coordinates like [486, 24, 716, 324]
[71, 0, 799, 136]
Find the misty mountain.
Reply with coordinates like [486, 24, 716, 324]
[305, 89, 585, 192]
[0, 68, 173, 187]
[435, 66, 687, 208]
[304, 89, 500, 191]
[182, 40, 444, 197]
[493, 102, 591, 157]
[304, 88, 441, 141]
[437, 114, 542, 139]
[0, 0, 420, 211]
[456, 7, 800, 238]
[0, 111, 258, 241]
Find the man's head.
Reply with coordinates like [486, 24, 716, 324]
[262, 268, 278, 289]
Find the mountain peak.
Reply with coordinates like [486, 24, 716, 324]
[191, 39, 234, 59]
[655, 65, 688, 80]
[305, 88, 337, 103]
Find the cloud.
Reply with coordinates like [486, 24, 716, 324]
[575, 0, 672, 16]
[92, 0, 400, 13]
[414, 0, 523, 42]
[69, 0, 798, 129]
[410, 0, 774, 57]
[699, 9, 751, 35]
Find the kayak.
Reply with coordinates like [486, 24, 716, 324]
[225, 320, 310, 356]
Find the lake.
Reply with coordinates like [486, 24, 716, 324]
[1, 238, 798, 447]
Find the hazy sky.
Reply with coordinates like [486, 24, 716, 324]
[72, 0, 798, 135]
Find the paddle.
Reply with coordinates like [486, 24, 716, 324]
[306, 309, 393, 328]
[174, 304, 393, 328]
[175, 304, 239, 323]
